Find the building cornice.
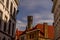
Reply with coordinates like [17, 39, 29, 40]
[52, 0, 57, 13]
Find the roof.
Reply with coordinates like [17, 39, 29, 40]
[35, 24, 54, 39]
[16, 29, 23, 39]
[25, 24, 54, 39]
[18, 23, 54, 39]
[48, 25, 54, 39]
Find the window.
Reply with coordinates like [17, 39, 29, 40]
[8, 39, 10, 40]
[8, 20, 11, 34]
[4, 22, 7, 32]
[10, 2, 13, 14]
[0, 37, 1, 40]
[0, 19, 2, 30]
[53, 22, 54, 26]
[0, 10, 2, 29]
[21, 37, 24, 40]
[29, 34, 34, 39]
[12, 23, 14, 36]
[6, 0, 9, 8]
[30, 34, 31, 39]
[0, 10, 3, 19]
[2, 37, 5, 40]
[59, 19, 60, 21]
[5, 15, 8, 21]
[13, 8, 16, 17]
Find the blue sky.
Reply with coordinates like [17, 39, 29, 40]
[16, 0, 54, 30]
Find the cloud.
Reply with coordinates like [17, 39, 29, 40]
[35, 20, 53, 25]
[16, 20, 27, 30]
[32, 13, 54, 25]
[16, 0, 53, 30]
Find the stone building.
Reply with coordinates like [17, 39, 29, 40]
[18, 16, 54, 40]
[0, 0, 19, 40]
[52, 0, 60, 40]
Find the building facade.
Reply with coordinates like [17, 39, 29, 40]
[52, 0, 60, 40]
[19, 16, 54, 40]
[19, 23, 54, 40]
[0, 0, 19, 40]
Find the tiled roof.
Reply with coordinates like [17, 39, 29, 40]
[16, 30, 23, 36]
[16, 29, 23, 39]
[48, 25, 54, 39]
[35, 24, 54, 39]
[17, 23, 54, 39]
[26, 24, 54, 39]
[35, 24, 44, 32]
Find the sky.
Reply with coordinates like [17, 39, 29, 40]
[16, 0, 54, 31]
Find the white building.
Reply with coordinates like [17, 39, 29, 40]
[0, 0, 19, 40]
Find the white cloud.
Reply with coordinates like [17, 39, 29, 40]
[32, 13, 54, 25]
[16, 20, 27, 30]
[35, 20, 53, 23]
[17, 0, 53, 30]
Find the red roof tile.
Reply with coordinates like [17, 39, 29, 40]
[17, 23, 54, 40]
[16, 29, 23, 39]
[35, 24, 54, 39]
[35, 24, 44, 32]
[48, 25, 54, 39]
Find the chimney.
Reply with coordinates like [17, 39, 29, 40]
[27, 16, 33, 29]
[43, 23, 48, 38]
